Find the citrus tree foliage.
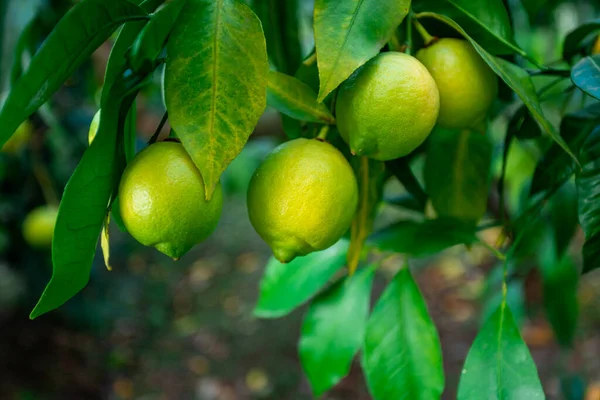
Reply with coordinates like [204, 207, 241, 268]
[2, 0, 600, 398]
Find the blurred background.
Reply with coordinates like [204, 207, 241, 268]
[1, 0, 600, 399]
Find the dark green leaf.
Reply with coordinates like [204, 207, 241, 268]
[509, 106, 542, 140]
[425, 128, 492, 223]
[563, 19, 600, 61]
[571, 55, 600, 100]
[0, 0, 147, 149]
[253, 240, 349, 318]
[457, 304, 544, 399]
[362, 267, 444, 400]
[313, 0, 410, 101]
[266, 70, 335, 124]
[165, 0, 268, 199]
[385, 157, 428, 210]
[299, 266, 374, 397]
[548, 182, 578, 258]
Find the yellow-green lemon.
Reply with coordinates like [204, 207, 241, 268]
[336, 52, 440, 161]
[118, 141, 223, 259]
[88, 110, 101, 144]
[2, 120, 34, 153]
[22, 205, 58, 248]
[247, 138, 358, 263]
[417, 38, 498, 130]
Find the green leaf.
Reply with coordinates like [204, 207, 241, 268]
[369, 218, 478, 256]
[101, 213, 112, 271]
[563, 19, 600, 61]
[251, 0, 302, 75]
[313, 0, 410, 102]
[347, 157, 385, 273]
[576, 126, 600, 273]
[425, 128, 492, 223]
[299, 266, 374, 397]
[385, 157, 428, 210]
[266, 70, 335, 124]
[165, 0, 268, 199]
[416, 12, 578, 164]
[128, 0, 188, 73]
[0, 0, 147, 149]
[457, 304, 544, 399]
[571, 55, 600, 100]
[481, 264, 525, 327]
[362, 267, 444, 400]
[253, 240, 349, 318]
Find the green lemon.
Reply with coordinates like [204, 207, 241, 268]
[2, 120, 34, 153]
[336, 52, 440, 161]
[88, 110, 101, 144]
[417, 38, 498, 130]
[247, 138, 358, 263]
[22, 205, 58, 248]
[118, 141, 223, 259]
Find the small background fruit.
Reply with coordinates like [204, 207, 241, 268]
[22, 205, 58, 248]
[247, 138, 358, 263]
[2, 120, 34, 153]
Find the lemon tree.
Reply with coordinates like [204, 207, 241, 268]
[2, 0, 600, 398]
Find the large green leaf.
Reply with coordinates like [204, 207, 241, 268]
[563, 19, 600, 61]
[425, 128, 492, 223]
[362, 267, 444, 400]
[414, 0, 523, 56]
[369, 218, 478, 256]
[0, 0, 147, 149]
[571, 55, 600, 100]
[577, 127, 600, 274]
[253, 240, 349, 318]
[266, 70, 335, 124]
[385, 157, 428, 210]
[347, 157, 385, 273]
[416, 12, 578, 164]
[457, 304, 544, 399]
[165, 0, 268, 199]
[299, 266, 374, 397]
[313, 0, 410, 102]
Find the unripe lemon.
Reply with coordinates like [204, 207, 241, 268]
[2, 120, 33, 153]
[336, 52, 440, 161]
[247, 138, 358, 263]
[88, 110, 101, 144]
[118, 141, 223, 259]
[417, 38, 498, 130]
[22, 205, 58, 248]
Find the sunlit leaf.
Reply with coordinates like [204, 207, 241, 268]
[571, 55, 600, 100]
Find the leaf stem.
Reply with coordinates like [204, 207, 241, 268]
[412, 18, 435, 46]
[148, 111, 168, 145]
[317, 124, 330, 140]
[479, 240, 506, 261]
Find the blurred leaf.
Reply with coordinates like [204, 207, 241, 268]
[385, 157, 428, 210]
[101, 213, 112, 271]
[362, 267, 444, 400]
[571, 55, 600, 100]
[576, 126, 600, 273]
[299, 266, 374, 397]
[254, 240, 349, 318]
[347, 157, 385, 273]
[548, 181, 578, 257]
[128, 0, 187, 73]
[165, 0, 268, 199]
[416, 12, 579, 164]
[481, 266, 525, 327]
[9, 16, 42, 86]
[369, 218, 477, 257]
[266, 71, 335, 124]
[563, 19, 600, 61]
[0, 0, 147, 149]
[509, 105, 542, 140]
[313, 0, 410, 101]
[425, 128, 492, 223]
[457, 304, 544, 399]
[251, 0, 302, 75]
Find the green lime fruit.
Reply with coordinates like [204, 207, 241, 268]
[417, 38, 498, 130]
[336, 52, 440, 161]
[22, 205, 58, 248]
[118, 141, 223, 259]
[2, 120, 34, 153]
[88, 110, 101, 144]
[247, 138, 358, 263]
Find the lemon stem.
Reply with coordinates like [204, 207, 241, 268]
[303, 52, 317, 67]
[412, 18, 435, 46]
[148, 111, 168, 145]
[317, 125, 330, 141]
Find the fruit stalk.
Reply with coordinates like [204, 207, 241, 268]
[412, 18, 435, 47]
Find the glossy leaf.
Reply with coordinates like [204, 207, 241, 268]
[266, 70, 335, 124]
[313, 0, 410, 102]
[563, 19, 600, 61]
[571, 55, 600, 100]
[165, 0, 268, 199]
[101, 213, 112, 271]
[254, 240, 349, 318]
[347, 157, 385, 273]
[362, 267, 444, 400]
[385, 157, 428, 210]
[425, 128, 492, 223]
[369, 218, 478, 256]
[0, 0, 147, 149]
[299, 266, 374, 397]
[457, 304, 544, 399]
[416, 12, 578, 164]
